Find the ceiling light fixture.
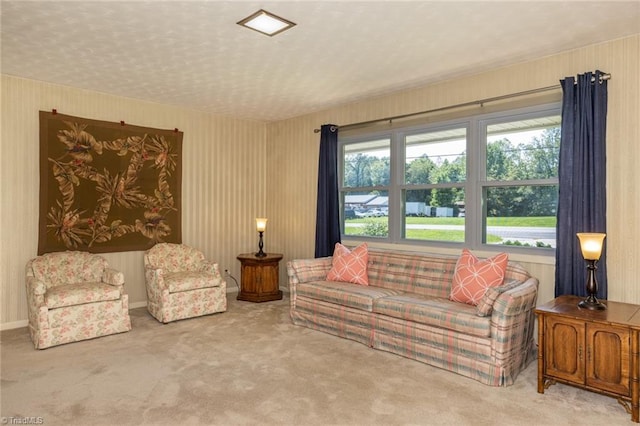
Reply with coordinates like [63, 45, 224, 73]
[237, 9, 296, 37]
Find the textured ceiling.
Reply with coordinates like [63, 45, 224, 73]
[2, 1, 639, 122]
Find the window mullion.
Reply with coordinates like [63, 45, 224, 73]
[466, 119, 480, 248]
[388, 131, 403, 241]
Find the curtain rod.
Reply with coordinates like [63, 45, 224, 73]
[313, 72, 611, 133]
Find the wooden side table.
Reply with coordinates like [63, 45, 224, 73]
[236, 253, 283, 302]
[536, 295, 640, 422]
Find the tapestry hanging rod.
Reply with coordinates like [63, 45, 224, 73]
[313, 72, 611, 133]
[50, 109, 181, 132]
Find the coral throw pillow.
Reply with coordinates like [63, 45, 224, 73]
[327, 243, 369, 286]
[449, 249, 508, 305]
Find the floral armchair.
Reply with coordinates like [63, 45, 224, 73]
[144, 243, 227, 323]
[25, 251, 132, 349]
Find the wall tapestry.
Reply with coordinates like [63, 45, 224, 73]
[38, 111, 182, 254]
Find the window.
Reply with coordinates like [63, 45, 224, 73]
[481, 115, 560, 249]
[341, 138, 390, 238]
[403, 126, 467, 243]
[339, 103, 561, 253]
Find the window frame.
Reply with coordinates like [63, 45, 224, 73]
[339, 133, 393, 240]
[399, 122, 469, 243]
[338, 102, 561, 256]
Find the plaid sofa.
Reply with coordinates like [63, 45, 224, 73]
[287, 249, 539, 386]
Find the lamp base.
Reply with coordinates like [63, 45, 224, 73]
[255, 231, 266, 257]
[578, 296, 606, 310]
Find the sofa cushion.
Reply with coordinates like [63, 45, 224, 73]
[366, 251, 456, 298]
[164, 271, 221, 293]
[373, 294, 492, 338]
[449, 249, 508, 305]
[45, 282, 121, 309]
[327, 243, 369, 286]
[296, 281, 403, 312]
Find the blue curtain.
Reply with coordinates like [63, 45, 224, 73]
[314, 124, 341, 258]
[555, 71, 608, 298]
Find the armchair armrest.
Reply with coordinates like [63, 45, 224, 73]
[200, 261, 221, 277]
[103, 268, 125, 286]
[145, 266, 169, 307]
[145, 266, 168, 289]
[26, 276, 47, 296]
[25, 276, 49, 330]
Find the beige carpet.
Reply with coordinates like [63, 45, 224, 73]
[1, 296, 630, 425]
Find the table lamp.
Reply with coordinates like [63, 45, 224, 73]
[255, 218, 268, 257]
[576, 232, 606, 310]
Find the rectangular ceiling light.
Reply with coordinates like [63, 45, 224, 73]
[237, 9, 296, 36]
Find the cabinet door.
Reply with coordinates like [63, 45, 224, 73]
[258, 263, 279, 294]
[241, 264, 261, 294]
[545, 316, 585, 384]
[586, 323, 631, 395]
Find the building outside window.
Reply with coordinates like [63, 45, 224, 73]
[339, 103, 561, 253]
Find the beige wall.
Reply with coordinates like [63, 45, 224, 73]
[1, 75, 267, 327]
[267, 35, 640, 307]
[2, 34, 639, 328]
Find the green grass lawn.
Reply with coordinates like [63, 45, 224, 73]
[402, 216, 556, 227]
[344, 216, 555, 242]
[344, 227, 502, 243]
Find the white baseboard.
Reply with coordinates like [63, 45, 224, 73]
[1, 319, 28, 331]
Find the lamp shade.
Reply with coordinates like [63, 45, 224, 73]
[577, 233, 606, 260]
[256, 218, 268, 232]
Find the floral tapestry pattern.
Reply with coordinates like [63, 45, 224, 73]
[38, 111, 182, 254]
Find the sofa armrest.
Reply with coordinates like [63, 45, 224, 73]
[287, 257, 333, 284]
[103, 268, 125, 286]
[490, 278, 539, 371]
[287, 257, 333, 311]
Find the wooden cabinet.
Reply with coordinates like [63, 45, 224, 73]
[236, 253, 283, 302]
[536, 295, 640, 422]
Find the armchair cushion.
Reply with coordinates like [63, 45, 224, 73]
[165, 271, 222, 293]
[45, 282, 122, 309]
